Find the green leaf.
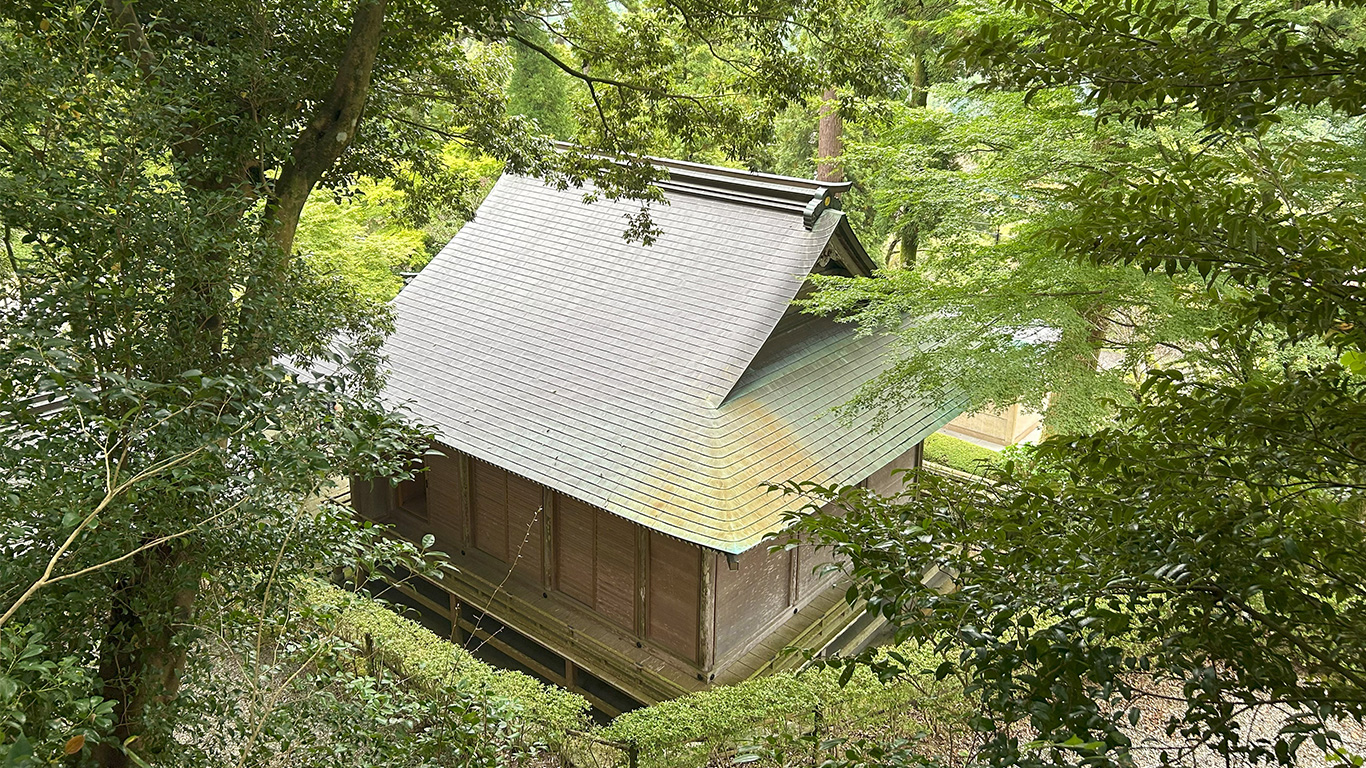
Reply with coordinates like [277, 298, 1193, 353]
[3, 735, 32, 768]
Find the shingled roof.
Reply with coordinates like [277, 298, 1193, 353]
[381, 160, 961, 553]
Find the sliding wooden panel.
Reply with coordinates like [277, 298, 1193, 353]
[425, 452, 464, 551]
[555, 495, 596, 606]
[471, 460, 509, 562]
[595, 509, 637, 632]
[507, 472, 544, 582]
[648, 532, 701, 662]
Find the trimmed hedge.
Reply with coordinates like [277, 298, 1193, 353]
[923, 432, 1000, 475]
[602, 670, 832, 753]
[305, 582, 592, 738]
[303, 583, 969, 768]
[600, 643, 964, 768]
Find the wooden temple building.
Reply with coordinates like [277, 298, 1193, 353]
[350, 157, 961, 714]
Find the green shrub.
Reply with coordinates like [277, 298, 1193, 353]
[923, 432, 1000, 475]
[303, 582, 970, 768]
[600, 643, 966, 768]
[305, 582, 592, 740]
[603, 671, 825, 755]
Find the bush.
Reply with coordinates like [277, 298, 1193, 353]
[923, 433, 1000, 475]
[304, 582, 591, 741]
[600, 643, 967, 768]
[304, 584, 971, 768]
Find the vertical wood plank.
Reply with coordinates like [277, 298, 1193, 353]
[459, 452, 473, 548]
[646, 532, 701, 663]
[698, 549, 716, 673]
[636, 525, 650, 640]
[506, 472, 543, 580]
[542, 488, 555, 590]
[594, 510, 637, 631]
[555, 496, 596, 606]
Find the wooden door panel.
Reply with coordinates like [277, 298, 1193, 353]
[595, 509, 637, 631]
[507, 472, 544, 582]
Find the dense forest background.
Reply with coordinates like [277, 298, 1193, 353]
[1, 0, 1363, 766]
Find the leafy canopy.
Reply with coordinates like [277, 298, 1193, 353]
[790, 0, 1366, 766]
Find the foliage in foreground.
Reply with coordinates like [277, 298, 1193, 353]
[781, 0, 1366, 759]
[600, 641, 970, 768]
[269, 582, 974, 768]
[0, 0, 897, 764]
[790, 0, 1366, 763]
[307, 582, 591, 738]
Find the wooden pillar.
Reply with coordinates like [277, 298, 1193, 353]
[698, 549, 716, 674]
[458, 452, 473, 548]
[635, 527, 650, 641]
[541, 488, 556, 590]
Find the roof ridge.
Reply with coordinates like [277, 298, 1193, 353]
[548, 141, 852, 227]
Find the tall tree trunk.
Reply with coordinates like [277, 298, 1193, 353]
[890, 46, 930, 269]
[909, 27, 930, 109]
[910, 50, 929, 108]
[234, 0, 388, 365]
[897, 220, 919, 268]
[89, 2, 389, 764]
[92, 547, 197, 768]
[816, 88, 843, 183]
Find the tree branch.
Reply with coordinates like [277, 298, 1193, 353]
[510, 32, 707, 106]
[103, 0, 156, 79]
[234, 0, 388, 363]
[0, 443, 212, 629]
[263, 0, 388, 256]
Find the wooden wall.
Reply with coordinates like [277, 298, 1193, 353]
[426, 451, 464, 544]
[356, 445, 706, 666]
[715, 543, 791, 660]
[554, 495, 638, 633]
[648, 532, 701, 662]
[353, 437, 923, 677]
[710, 519, 849, 665]
[471, 458, 544, 582]
[865, 442, 924, 497]
[709, 440, 923, 665]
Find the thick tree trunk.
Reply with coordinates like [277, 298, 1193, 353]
[266, 0, 387, 258]
[816, 88, 843, 183]
[234, 0, 388, 364]
[910, 49, 929, 108]
[92, 548, 198, 768]
[89, 2, 390, 763]
[897, 220, 919, 268]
